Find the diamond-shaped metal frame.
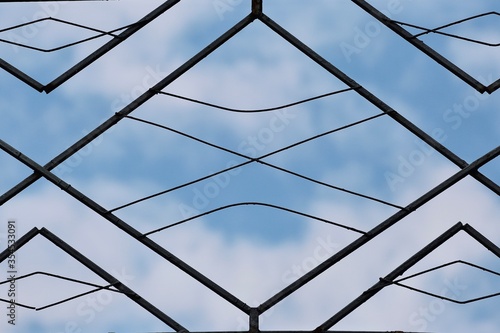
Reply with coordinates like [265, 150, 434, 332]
[0, 1, 498, 332]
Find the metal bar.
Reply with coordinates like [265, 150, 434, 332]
[249, 308, 260, 333]
[350, 0, 487, 93]
[0, 13, 256, 206]
[315, 222, 464, 331]
[252, 0, 263, 17]
[44, 0, 181, 93]
[258, 146, 499, 314]
[0, 227, 40, 262]
[487, 79, 500, 94]
[39, 228, 187, 331]
[258, 13, 500, 196]
[0, 59, 44, 92]
[463, 224, 500, 257]
[0, 138, 252, 315]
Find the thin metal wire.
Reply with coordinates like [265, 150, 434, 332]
[0, 19, 134, 53]
[392, 12, 500, 47]
[111, 112, 405, 212]
[158, 88, 354, 113]
[142, 202, 367, 237]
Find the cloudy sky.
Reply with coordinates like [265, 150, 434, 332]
[0, 1, 498, 332]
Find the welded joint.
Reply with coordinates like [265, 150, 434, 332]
[252, 0, 263, 18]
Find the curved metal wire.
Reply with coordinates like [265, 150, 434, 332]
[142, 201, 367, 237]
[158, 88, 354, 113]
[107, 112, 404, 212]
[0, 17, 137, 52]
[393, 11, 500, 47]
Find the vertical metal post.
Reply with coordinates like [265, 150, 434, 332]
[252, 0, 263, 17]
[249, 308, 260, 333]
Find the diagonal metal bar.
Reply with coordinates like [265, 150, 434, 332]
[350, 0, 491, 93]
[0, 58, 44, 92]
[0, 227, 186, 331]
[0, 13, 256, 206]
[463, 224, 500, 257]
[258, 146, 499, 314]
[43, 0, 181, 93]
[314, 222, 465, 331]
[487, 79, 500, 94]
[39, 228, 187, 331]
[0, 226, 39, 262]
[259, 13, 500, 196]
[0, 138, 252, 315]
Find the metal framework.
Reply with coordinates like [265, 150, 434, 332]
[0, 1, 498, 332]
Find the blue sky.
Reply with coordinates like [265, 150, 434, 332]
[0, 1, 498, 332]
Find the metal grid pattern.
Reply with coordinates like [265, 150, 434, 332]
[0, 1, 498, 332]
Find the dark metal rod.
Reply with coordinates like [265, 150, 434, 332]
[0, 227, 40, 262]
[39, 228, 187, 331]
[258, 13, 500, 196]
[0, 59, 44, 92]
[0, 138, 252, 314]
[487, 79, 500, 94]
[258, 146, 499, 314]
[463, 224, 500, 257]
[44, 0, 181, 92]
[350, 0, 487, 93]
[315, 222, 464, 330]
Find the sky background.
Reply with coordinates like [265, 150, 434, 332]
[0, 0, 498, 332]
